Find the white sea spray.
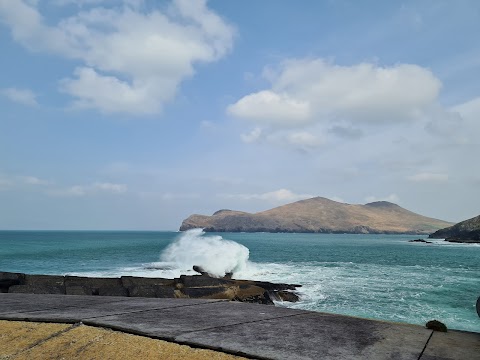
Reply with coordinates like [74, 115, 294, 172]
[159, 228, 250, 277]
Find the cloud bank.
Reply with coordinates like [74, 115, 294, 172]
[0, 0, 235, 114]
[228, 59, 442, 127]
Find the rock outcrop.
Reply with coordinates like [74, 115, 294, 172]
[0, 270, 300, 305]
[180, 197, 453, 234]
[429, 215, 480, 243]
[408, 239, 433, 244]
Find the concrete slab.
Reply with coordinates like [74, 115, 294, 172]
[0, 294, 478, 360]
[0, 293, 130, 314]
[0, 296, 224, 323]
[176, 312, 433, 360]
[420, 330, 480, 360]
[86, 301, 306, 341]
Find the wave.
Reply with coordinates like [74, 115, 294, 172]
[158, 228, 251, 277]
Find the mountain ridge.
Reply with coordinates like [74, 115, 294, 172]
[180, 197, 453, 234]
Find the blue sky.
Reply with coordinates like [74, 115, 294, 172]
[1, 0, 479, 230]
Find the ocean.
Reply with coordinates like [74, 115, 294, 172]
[1, 229, 479, 333]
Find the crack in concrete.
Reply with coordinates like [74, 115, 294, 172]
[174, 312, 306, 337]
[417, 330, 434, 360]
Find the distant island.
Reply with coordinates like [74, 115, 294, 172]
[180, 197, 452, 234]
[429, 215, 480, 243]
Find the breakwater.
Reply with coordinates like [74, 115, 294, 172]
[0, 270, 300, 305]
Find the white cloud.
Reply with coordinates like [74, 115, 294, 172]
[228, 58, 441, 127]
[93, 182, 127, 193]
[220, 188, 314, 203]
[285, 131, 324, 148]
[48, 182, 127, 197]
[240, 127, 262, 143]
[407, 172, 448, 183]
[1, 87, 38, 106]
[20, 176, 51, 185]
[200, 120, 216, 129]
[0, 0, 235, 114]
[365, 193, 400, 203]
[0, 174, 51, 189]
[453, 96, 480, 118]
[228, 90, 311, 126]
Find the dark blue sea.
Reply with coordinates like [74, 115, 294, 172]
[1, 229, 479, 332]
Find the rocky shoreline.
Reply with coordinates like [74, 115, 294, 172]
[0, 269, 301, 305]
[428, 214, 480, 243]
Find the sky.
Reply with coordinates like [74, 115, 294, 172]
[0, 0, 479, 230]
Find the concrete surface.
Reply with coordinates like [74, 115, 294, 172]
[419, 330, 480, 360]
[0, 293, 478, 360]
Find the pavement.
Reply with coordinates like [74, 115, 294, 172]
[0, 293, 479, 360]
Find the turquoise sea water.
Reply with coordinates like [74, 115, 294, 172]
[1, 230, 479, 332]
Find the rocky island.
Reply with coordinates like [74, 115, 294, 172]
[180, 197, 452, 234]
[429, 214, 480, 243]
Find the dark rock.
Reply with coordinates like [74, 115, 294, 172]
[24, 274, 65, 287]
[445, 237, 480, 243]
[0, 271, 300, 304]
[65, 276, 126, 296]
[426, 320, 447, 332]
[0, 272, 25, 292]
[239, 280, 300, 291]
[275, 291, 300, 302]
[408, 239, 433, 244]
[192, 265, 209, 276]
[223, 272, 233, 279]
[128, 285, 175, 298]
[234, 284, 272, 303]
[9, 285, 65, 295]
[181, 287, 229, 299]
[14, 275, 66, 294]
[65, 276, 121, 288]
[98, 286, 128, 297]
[66, 286, 91, 296]
[234, 290, 274, 305]
[121, 276, 174, 298]
[121, 276, 174, 288]
[178, 274, 234, 287]
[429, 215, 480, 243]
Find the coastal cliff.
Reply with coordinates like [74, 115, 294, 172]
[180, 197, 452, 234]
[429, 214, 480, 243]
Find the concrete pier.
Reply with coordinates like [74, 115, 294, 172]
[1, 293, 478, 359]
